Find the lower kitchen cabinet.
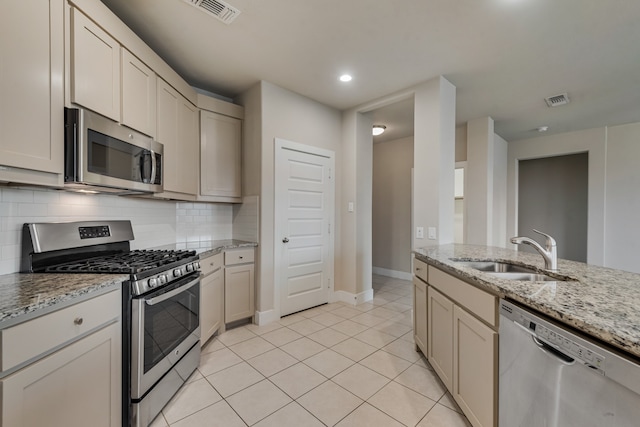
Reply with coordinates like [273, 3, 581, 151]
[224, 248, 255, 323]
[427, 286, 454, 391]
[225, 264, 255, 323]
[200, 252, 224, 345]
[413, 277, 428, 354]
[413, 261, 498, 427]
[453, 305, 498, 427]
[0, 289, 121, 427]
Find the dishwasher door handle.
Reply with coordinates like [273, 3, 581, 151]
[532, 335, 576, 365]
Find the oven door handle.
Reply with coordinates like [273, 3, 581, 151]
[144, 276, 199, 306]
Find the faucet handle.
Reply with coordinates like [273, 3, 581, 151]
[532, 229, 556, 249]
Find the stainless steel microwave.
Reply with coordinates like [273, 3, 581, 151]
[64, 107, 163, 194]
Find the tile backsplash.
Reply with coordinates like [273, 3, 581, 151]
[0, 187, 258, 275]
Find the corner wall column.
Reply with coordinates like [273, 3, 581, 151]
[412, 76, 456, 249]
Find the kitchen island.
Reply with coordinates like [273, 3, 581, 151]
[415, 244, 640, 360]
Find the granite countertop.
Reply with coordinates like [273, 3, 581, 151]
[0, 273, 127, 329]
[154, 239, 258, 258]
[414, 244, 640, 359]
[0, 240, 257, 330]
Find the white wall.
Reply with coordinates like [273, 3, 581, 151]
[605, 122, 640, 271]
[238, 81, 342, 322]
[372, 136, 414, 275]
[0, 187, 239, 274]
[492, 134, 508, 246]
[508, 127, 606, 267]
[413, 77, 457, 247]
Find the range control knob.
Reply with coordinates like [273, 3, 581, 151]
[186, 263, 194, 272]
[147, 277, 158, 288]
[194, 261, 201, 270]
[158, 274, 168, 285]
[173, 268, 183, 278]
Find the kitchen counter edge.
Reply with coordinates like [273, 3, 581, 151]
[0, 273, 127, 329]
[414, 244, 640, 360]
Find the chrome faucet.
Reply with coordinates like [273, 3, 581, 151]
[510, 229, 557, 270]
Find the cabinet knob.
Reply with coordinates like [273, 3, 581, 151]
[74, 317, 84, 326]
[239, 256, 244, 259]
[282, 237, 290, 243]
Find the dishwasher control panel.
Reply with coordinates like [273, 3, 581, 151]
[532, 322, 605, 370]
[500, 300, 606, 373]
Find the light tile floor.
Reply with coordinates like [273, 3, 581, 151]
[150, 274, 472, 427]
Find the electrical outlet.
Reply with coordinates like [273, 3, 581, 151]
[428, 227, 437, 240]
[416, 227, 424, 239]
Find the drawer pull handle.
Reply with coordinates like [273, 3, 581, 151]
[74, 317, 84, 326]
[416, 267, 422, 271]
[239, 256, 244, 259]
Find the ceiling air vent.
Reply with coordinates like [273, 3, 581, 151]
[544, 93, 570, 107]
[183, 0, 241, 24]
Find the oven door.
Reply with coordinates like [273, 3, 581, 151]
[131, 273, 200, 399]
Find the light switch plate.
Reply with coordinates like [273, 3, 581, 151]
[348, 202, 354, 212]
[416, 227, 424, 239]
[428, 227, 437, 240]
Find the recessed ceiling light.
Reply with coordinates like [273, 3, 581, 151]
[372, 125, 386, 136]
[537, 126, 549, 132]
[339, 74, 352, 82]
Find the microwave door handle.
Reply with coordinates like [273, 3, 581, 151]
[149, 150, 156, 185]
[145, 277, 199, 306]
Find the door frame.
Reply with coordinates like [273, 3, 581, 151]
[273, 138, 336, 318]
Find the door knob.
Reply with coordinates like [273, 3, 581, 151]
[282, 237, 289, 243]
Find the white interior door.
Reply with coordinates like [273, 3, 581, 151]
[275, 139, 335, 316]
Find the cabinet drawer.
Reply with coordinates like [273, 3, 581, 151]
[0, 289, 120, 373]
[414, 258, 428, 283]
[200, 252, 223, 276]
[428, 266, 498, 328]
[224, 248, 254, 266]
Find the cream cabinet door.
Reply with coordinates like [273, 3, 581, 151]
[224, 264, 254, 323]
[0, 0, 64, 181]
[1, 322, 121, 427]
[121, 48, 156, 137]
[200, 110, 242, 200]
[156, 79, 198, 197]
[200, 267, 223, 345]
[413, 277, 428, 355]
[70, 7, 120, 121]
[453, 305, 498, 427]
[427, 286, 454, 392]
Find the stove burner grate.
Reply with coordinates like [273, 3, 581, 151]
[44, 249, 197, 274]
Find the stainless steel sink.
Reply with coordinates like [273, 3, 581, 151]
[453, 261, 539, 274]
[483, 272, 558, 282]
[452, 260, 560, 282]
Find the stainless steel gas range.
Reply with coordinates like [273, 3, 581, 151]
[21, 220, 201, 427]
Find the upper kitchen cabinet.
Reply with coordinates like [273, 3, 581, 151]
[199, 95, 244, 203]
[156, 79, 199, 199]
[121, 49, 156, 137]
[69, 7, 121, 122]
[0, 0, 64, 187]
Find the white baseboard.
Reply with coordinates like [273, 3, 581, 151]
[254, 309, 279, 326]
[372, 266, 412, 281]
[332, 289, 374, 306]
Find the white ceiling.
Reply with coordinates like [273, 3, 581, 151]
[100, 0, 640, 141]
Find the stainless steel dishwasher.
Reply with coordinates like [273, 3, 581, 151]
[499, 299, 640, 427]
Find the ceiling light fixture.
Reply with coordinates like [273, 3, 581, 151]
[339, 74, 352, 82]
[372, 125, 386, 136]
[537, 126, 549, 132]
